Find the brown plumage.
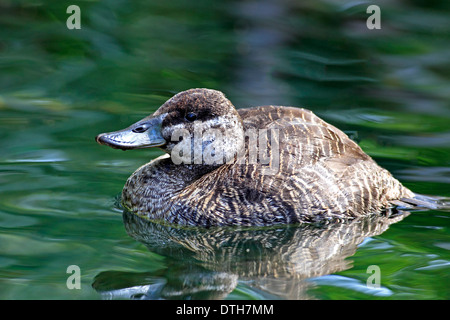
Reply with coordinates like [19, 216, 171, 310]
[96, 88, 415, 227]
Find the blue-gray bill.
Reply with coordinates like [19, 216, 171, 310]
[96, 115, 166, 150]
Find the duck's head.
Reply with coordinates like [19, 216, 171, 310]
[96, 88, 244, 165]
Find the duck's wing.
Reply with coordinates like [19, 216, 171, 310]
[236, 106, 413, 217]
[238, 106, 371, 170]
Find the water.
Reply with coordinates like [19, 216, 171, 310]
[0, 0, 449, 300]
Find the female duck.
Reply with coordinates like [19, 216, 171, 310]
[96, 88, 415, 227]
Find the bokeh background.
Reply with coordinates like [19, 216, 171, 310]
[0, 0, 449, 299]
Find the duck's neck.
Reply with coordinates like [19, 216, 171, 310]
[121, 154, 221, 217]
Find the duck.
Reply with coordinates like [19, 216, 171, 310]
[96, 88, 416, 227]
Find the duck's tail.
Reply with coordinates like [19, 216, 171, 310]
[391, 194, 449, 211]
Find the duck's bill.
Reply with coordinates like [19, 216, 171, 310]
[96, 116, 166, 150]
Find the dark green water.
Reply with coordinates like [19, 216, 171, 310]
[0, 0, 449, 299]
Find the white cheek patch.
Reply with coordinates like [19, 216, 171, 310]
[163, 116, 234, 136]
[162, 122, 186, 138]
[165, 116, 245, 165]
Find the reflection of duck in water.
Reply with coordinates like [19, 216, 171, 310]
[96, 88, 420, 226]
[93, 210, 409, 299]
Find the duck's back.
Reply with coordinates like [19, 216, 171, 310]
[175, 106, 414, 226]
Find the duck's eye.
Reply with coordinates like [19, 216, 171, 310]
[185, 112, 197, 122]
[132, 125, 148, 133]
